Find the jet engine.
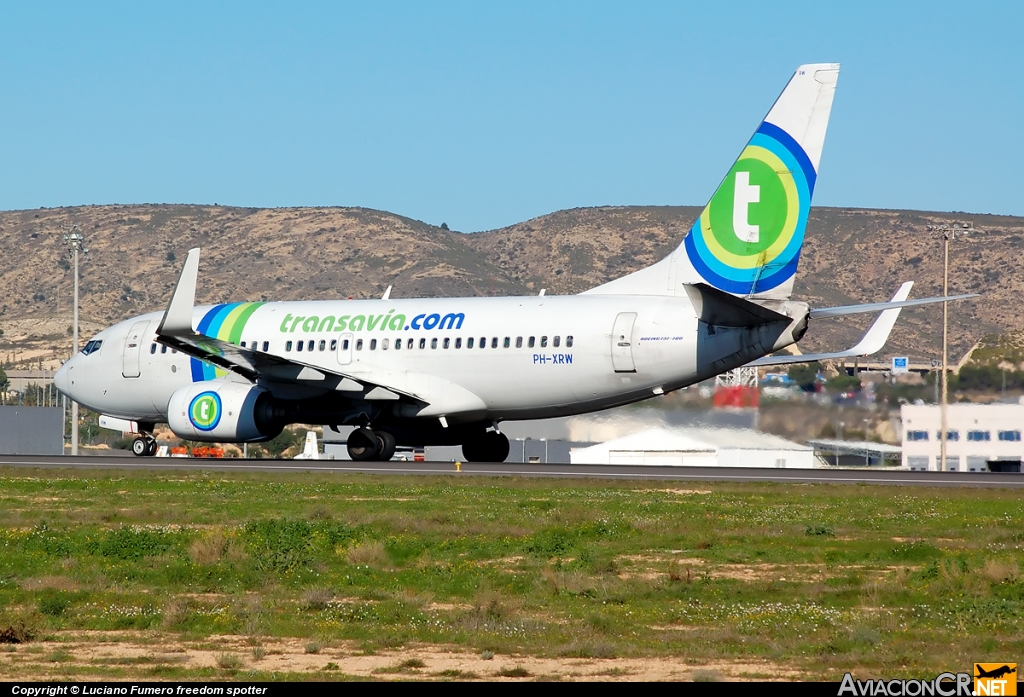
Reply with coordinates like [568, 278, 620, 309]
[167, 381, 283, 442]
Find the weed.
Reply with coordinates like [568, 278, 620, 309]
[323, 662, 339, 671]
[480, 650, 495, 660]
[558, 640, 616, 659]
[496, 665, 531, 678]
[596, 667, 634, 676]
[693, 669, 722, 682]
[38, 591, 74, 617]
[216, 653, 243, 670]
[251, 646, 266, 661]
[0, 622, 33, 644]
[46, 648, 74, 662]
[346, 540, 390, 568]
[805, 525, 835, 537]
[375, 658, 427, 674]
[435, 668, 480, 679]
[300, 588, 333, 610]
[304, 641, 323, 654]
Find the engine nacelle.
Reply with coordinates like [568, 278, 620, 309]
[167, 381, 282, 442]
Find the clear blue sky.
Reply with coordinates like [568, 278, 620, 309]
[1, 2, 1020, 232]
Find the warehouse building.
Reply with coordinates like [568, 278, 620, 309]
[901, 402, 1024, 472]
[569, 427, 819, 468]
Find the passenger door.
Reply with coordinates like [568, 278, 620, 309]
[337, 333, 354, 365]
[121, 320, 149, 378]
[610, 312, 637, 373]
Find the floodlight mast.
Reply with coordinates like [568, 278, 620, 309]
[62, 224, 87, 456]
[927, 221, 974, 473]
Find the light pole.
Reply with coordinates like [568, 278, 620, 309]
[927, 222, 973, 472]
[62, 224, 87, 456]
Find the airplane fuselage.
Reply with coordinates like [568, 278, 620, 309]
[59, 292, 780, 427]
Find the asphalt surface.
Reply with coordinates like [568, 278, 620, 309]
[1, 453, 1023, 487]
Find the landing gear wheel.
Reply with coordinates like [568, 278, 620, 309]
[375, 431, 396, 461]
[145, 439, 158, 456]
[462, 431, 510, 463]
[131, 437, 148, 457]
[347, 427, 380, 461]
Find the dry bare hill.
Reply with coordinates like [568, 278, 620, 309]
[0, 204, 1017, 369]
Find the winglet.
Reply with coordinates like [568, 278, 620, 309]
[156, 248, 201, 337]
[844, 281, 912, 355]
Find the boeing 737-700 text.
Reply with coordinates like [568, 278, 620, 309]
[54, 64, 974, 461]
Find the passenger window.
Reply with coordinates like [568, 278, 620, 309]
[394, 338, 401, 351]
[566, 336, 573, 348]
[419, 338, 426, 349]
[480, 337, 486, 349]
[503, 337, 510, 348]
[319, 340, 326, 351]
[356, 339, 363, 351]
[443, 338, 450, 349]
[172, 349, 177, 354]
[370, 339, 377, 350]
[491, 337, 498, 349]
[330, 339, 337, 351]
[342, 339, 349, 350]
[150, 343, 157, 354]
[455, 337, 462, 349]
[431, 338, 438, 349]
[553, 336, 560, 348]
[161, 345, 167, 354]
[307, 340, 314, 352]
[297, 341, 304, 352]
[516, 337, 522, 348]
[407, 338, 413, 349]
[286, 341, 293, 352]
[541, 336, 548, 348]
[529, 337, 535, 348]
[467, 337, 474, 349]
[263, 341, 270, 352]
[240, 341, 246, 348]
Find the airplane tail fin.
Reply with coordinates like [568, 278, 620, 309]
[585, 63, 839, 300]
[298, 431, 319, 460]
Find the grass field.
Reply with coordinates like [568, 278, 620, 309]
[0, 469, 1022, 681]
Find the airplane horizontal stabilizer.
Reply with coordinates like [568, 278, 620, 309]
[809, 292, 978, 318]
[747, 282, 913, 366]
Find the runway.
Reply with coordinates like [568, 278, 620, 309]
[1, 453, 1023, 487]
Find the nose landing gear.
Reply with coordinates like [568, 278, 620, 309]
[461, 430, 510, 463]
[131, 435, 158, 457]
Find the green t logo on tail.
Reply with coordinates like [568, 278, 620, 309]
[685, 121, 816, 294]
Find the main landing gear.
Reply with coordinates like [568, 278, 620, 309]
[346, 427, 397, 462]
[131, 434, 158, 457]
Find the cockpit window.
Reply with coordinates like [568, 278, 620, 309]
[81, 340, 103, 355]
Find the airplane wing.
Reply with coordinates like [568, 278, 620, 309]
[748, 282, 913, 367]
[155, 248, 417, 401]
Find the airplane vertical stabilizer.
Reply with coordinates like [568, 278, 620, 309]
[584, 63, 839, 301]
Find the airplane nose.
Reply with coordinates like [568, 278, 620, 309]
[54, 361, 71, 397]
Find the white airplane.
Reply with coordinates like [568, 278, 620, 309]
[54, 63, 974, 461]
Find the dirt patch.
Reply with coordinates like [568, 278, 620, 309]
[20, 576, 81, 592]
[0, 632, 804, 681]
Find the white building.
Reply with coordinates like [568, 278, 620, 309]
[569, 427, 819, 468]
[901, 403, 1024, 472]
